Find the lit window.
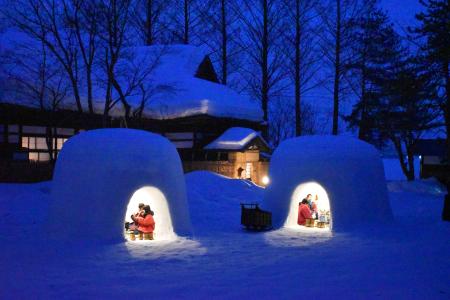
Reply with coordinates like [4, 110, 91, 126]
[245, 162, 252, 179]
[29, 152, 39, 161]
[28, 137, 36, 149]
[39, 152, 50, 161]
[36, 138, 47, 150]
[57, 138, 64, 150]
[21, 137, 29, 148]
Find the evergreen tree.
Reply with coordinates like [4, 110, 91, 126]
[410, 0, 450, 183]
[376, 58, 441, 180]
[346, 3, 401, 145]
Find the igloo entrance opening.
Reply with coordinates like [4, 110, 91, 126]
[124, 187, 177, 241]
[284, 182, 332, 230]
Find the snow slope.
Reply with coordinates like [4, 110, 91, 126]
[0, 171, 449, 299]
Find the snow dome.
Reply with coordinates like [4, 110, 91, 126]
[264, 136, 392, 231]
[47, 129, 192, 243]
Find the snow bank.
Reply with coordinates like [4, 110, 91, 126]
[47, 129, 192, 242]
[264, 135, 393, 231]
[185, 171, 264, 232]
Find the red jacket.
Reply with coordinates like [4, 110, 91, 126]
[135, 214, 155, 233]
[297, 203, 312, 225]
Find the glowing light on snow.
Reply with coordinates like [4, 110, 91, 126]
[262, 175, 270, 185]
[284, 182, 331, 230]
[125, 186, 177, 241]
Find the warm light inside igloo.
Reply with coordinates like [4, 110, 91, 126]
[124, 186, 177, 241]
[284, 182, 332, 230]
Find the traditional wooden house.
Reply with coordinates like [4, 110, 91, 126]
[0, 45, 270, 183]
[184, 127, 271, 185]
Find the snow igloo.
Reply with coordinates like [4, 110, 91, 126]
[47, 129, 192, 243]
[264, 136, 392, 231]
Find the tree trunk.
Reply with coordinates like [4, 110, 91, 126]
[406, 146, 415, 181]
[261, 0, 269, 134]
[146, 0, 153, 45]
[103, 79, 112, 128]
[444, 61, 450, 190]
[392, 137, 414, 181]
[221, 0, 227, 84]
[87, 65, 94, 114]
[71, 75, 83, 113]
[358, 67, 367, 140]
[184, 0, 189, 44]
[332, 0, 341, 135]
[294, 0, 301, 136]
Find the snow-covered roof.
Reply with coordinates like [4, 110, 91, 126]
[0, 33, 263, 122]
[204, 127, 268, 150]
[106, 45, 262, 121]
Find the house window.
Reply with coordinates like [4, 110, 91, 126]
[36, 137, 48, 150]
[22, 126, 46, 134]
[22, 137, 29, 148]
[13, 152, 28, 161]
[57, 138, 67, 150]
[8, 124, 19, 133]
[29, 152, 51, 162]
[245, 162, 252, 180]
[8, 134, 19, 144]
[29, 152, 39, 161]
[172, 141, 194, 149]
[56, 128, 74, 135]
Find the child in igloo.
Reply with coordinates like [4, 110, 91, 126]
[130, 205, 156, 240]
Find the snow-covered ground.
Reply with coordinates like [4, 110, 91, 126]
[1, 169, 449, 299]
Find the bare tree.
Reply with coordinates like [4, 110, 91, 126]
[63, 0, 100, 114]
[3, 40, 69, 161]
[6, 0, 85, 112]
[235, 0, 289, 137]
[5, 0, 105, 114]
[193, 0, 242, 85]
[95, 0, 135, 124]
[281, 0, 322, 136]
[269, 97, 316, 147]
[317, 0, 363, 135]
[164, 0, 203, 44]
[130, 0, 170, 45]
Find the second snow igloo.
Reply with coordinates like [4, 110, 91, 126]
[48, 128, 192, 242]
[264, 135, 392, 231]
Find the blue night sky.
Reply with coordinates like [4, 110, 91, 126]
[381, 0, 423, 29]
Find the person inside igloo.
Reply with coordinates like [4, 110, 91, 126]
[296, 192, 331, 228]
[126, 203, 156, 241]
